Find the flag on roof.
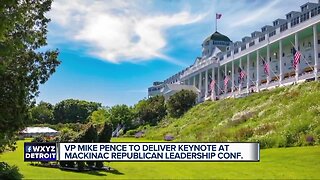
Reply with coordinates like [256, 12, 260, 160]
[216, 13, 222, 19]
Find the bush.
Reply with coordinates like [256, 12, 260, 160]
[167, 90, 197, 118]
[0, 162, 23, 180]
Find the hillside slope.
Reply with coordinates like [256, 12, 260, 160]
[145, 81, 320, 148]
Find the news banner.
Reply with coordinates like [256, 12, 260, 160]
[24, 142, 260, 162]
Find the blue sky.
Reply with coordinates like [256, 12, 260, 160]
[38, 0, 313, 106]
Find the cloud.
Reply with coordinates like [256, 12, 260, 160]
[49, 0, 204, 64]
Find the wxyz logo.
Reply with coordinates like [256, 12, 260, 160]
[27, 146, 56, 152]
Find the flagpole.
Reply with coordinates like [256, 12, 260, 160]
[215, 13, 217, 32]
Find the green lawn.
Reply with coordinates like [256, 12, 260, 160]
[1, 138, 319, 179]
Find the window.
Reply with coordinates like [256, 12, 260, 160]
[280, 23, 288, 32]
[259, 36, 265, 42]
[308, 42, 312, 47]
[291, 17, 300, 27]
[284, 62, 286, 66]
[275, 65, 278, 71]
[283, 52, 285, 57]
[249, 41, 255, 47]
[269, 30, 276, 37]
[287, 14, 292, 19]
[252, 61, 255, 67]
[241, 45, 246, 51]
[300, 13, 310, 23]
[262, 27, 266, 32]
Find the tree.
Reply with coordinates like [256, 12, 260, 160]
[0, 0, 60, 154]
[53, 99, 101, 123]
[134, 95, 166, 126]
[109, 105, 134, 129]
[88, 108, 110, 125]
[30, 101, 54, 124]
[166, 90, 197, 118]
[95, 122, 113, 169]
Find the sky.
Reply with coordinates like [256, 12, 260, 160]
[37, 0, 314, 107]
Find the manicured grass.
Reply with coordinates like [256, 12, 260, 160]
[1, 139, 320, 179]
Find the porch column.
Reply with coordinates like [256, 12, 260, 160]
[247, 54, 250, 93]
[224, 64, 227, 95]
[313, 24, 318, 81]
[232, 60, 234, 93]
[295, 32, 299, 82]
[279, 39, 283, 84]
[217, 66, 220, 95]
[211, 67, 216, 100]
[239, 58, 242, 93]
[205, 69, 208, 98]
[199, 72, 202, 96]
[256, 50, 260, 92]
[267, 44, 270, 84]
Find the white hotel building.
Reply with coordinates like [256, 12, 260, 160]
[148, 1, 320, 102]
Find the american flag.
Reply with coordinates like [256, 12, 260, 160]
[210, 80, 215, 90]
[262, 59, 269, 76]
[216, 13, 222, 19]
[224, 76, 229, 87]
[293, 47, 301, 69]
[240, 69, 246, 79]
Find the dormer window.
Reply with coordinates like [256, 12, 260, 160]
[262, 27, 266, 32]
[286, 14, 292, 19]
[273, 21, 278, 26]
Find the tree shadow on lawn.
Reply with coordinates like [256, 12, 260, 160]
[59, 167, 125, 176]
[29, 163, 124, 177]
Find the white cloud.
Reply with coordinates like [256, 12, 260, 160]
[49, 0, 204, 64]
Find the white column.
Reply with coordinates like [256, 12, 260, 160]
[224, 64, 227, 94]
[239, 58, 242, 93]
[199, 72, 202, 96]
[211, 67, 216, 100]
[205, 70, 208, 98]
[279, 39, 283, 84]
[193, 76, 196, 86]
[247, 54, 250, 93]
[313, 24, 318, 81]
[295, 32, 299, 82]
[232, 61, 234, 93]
[217, 66, 220, 96]
[267, 44, 270, 84]
[256, 50, 260, 92]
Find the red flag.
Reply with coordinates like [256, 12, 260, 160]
[262, 58, 269, 76]
[224, 76, 229, 87]
[210, 80, 215, 90]
[216, 13, 222, 19]
[293, 47, 301, 69]
[240, 69, 246, 79]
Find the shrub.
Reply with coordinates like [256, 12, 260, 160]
[167, 90, 197, 118]
[0, 162, 23, 180]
